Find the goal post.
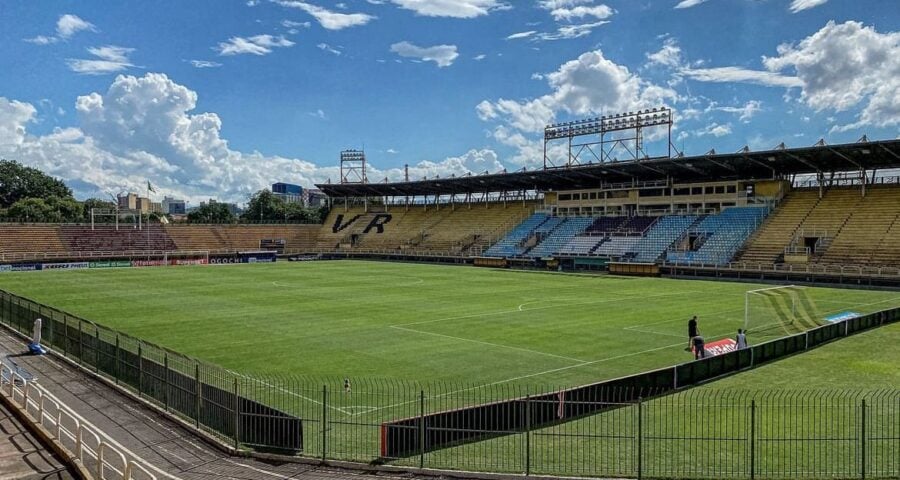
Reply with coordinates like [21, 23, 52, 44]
[744, 285, 820, 335]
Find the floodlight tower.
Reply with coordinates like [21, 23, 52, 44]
[340, 149, 368, 184]
[542, 107, 676, 169]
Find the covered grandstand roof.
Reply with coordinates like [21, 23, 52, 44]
[316, 139, 900, 197]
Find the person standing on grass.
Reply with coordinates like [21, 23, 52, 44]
[692, 335, 706, 360]
[736, 329, 748, 349]
[344, 378, 352, 395]
[687, 316, 698, 351]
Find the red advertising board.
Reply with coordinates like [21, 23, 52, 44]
[695, 338, 738, 357]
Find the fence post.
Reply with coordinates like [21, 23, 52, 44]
[637, 397, 643, 480]
[195, 363, 201, 428]
[419, 390, 426, 470]
[78, 320, 83, 366]
[321, 385, 327, 462]
[63, 316, 68, 356]
[94, 329, 100, 373]
[861, 398, 866, 480]
[137, 342, 143, 398]
[233, 377, 239, 450]
[525, 395, 531, 476]
[750, 399, 756, 480]
[164, 352, 169, 412]
[114, 334, 120, 386]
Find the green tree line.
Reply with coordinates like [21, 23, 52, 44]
[0, 159, 327, 224]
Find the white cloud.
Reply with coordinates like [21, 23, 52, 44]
[317, 43, 342, 55]
[789, 0, 827, 13]
[67, 46, 135, 75]
[714, 100, 762, 122]
[24, 35, 58, 45]
[24, 13, 96, 44]
[386, 148, 398, 154]
[274, 1, 375, 30]
[537, 21, 609, 41]
[309, 109, 327, 119]
[681, 66, 802, 87]
[548, 4, 613, 22]
[282, 19, 312, 29]
[646, 37, 682, 68]
[695, 122, 732, 137]
[386, 0, 508, 18]
[390, 41, 459, 67]
[57, 14, 96, 38]
[190, 60, 223, 68]
[0, 74, 500, 202]
[216, 35, 294, 56]
[674, 0, 710, 8]
[0, 98, 37, 146]
[506, 30, 537, 40]
[473, 54, 487, 60]
[478, 48, 677, 145]
[762, 21, 900, 131]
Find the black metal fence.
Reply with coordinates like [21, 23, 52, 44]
[0, 288, 898, 479]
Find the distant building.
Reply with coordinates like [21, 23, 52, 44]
[304, 189, 327, 207]
[118, 193, 160, 214]
[272, 182, 303, 204]
[162, 196, 186, 215]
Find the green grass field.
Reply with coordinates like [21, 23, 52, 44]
[0, 260, 898, 389]
[1, 260, 899, 477]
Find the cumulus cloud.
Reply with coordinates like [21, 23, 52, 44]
[390, 41, 459, 67]
[645, 37, 682, 68]
[547, 4, 613, 21]
[0, 74, 499, 203]
[762, 21, 900, 131]
[478, 49, 677, 133]
[789, 0, 828, 13]
[386, 0, 509, 18]
[67, 46, 136, 75]
[274, 1, 375, 30]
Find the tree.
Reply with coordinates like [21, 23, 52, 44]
[5, 196, 81, 222]
[187, 203, 235, 224]
[243, 189, 284, 222]
[0, 160, 72, 208]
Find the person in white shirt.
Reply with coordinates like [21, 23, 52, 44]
[736, 329, 748, 349]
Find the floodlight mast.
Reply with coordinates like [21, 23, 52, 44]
[340, 149, 368, 184]
[542, 107, 677, 169]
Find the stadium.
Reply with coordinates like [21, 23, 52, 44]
[1, 105, 900, 480]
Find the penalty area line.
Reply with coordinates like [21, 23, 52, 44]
[389, 325, 589, 363]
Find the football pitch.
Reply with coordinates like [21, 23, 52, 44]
[1, 259, 898, 390]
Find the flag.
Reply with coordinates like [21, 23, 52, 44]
[147, 181, 156, 193]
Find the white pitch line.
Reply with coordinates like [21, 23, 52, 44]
[395, 290, 702, 328]
[222, 459, 294, 479]
[390, 325, 588, 363]
[232, 372, 352, 416]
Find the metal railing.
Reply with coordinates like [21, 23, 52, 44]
[1, 362, 159, 480]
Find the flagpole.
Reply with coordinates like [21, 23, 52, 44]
[147, 182, 151, 259]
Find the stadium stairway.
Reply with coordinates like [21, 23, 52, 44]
[527, 217, 594, 257]
[628, 215, 700, 263]
[666, 207, 769, 265]
[484, 213, 549, 257]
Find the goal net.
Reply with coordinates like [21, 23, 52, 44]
[744, 285, 821, 336]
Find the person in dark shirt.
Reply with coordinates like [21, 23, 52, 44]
[692, 335, 706, 360]
[687, 316, 698, 351]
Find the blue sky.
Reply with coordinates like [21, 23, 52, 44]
[0, 0, 897, 203]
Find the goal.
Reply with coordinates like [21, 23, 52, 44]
[744, 285, 821, 335]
